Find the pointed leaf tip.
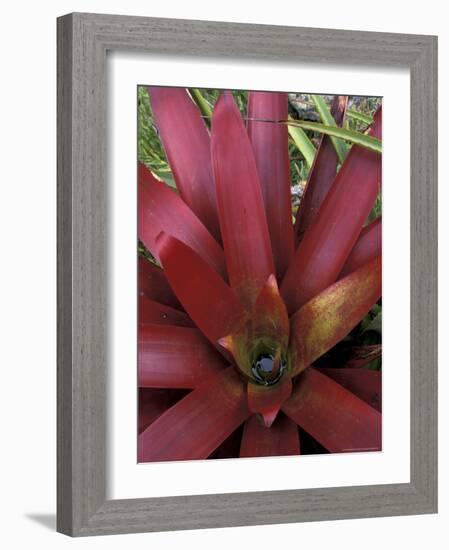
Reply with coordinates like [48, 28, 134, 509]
[247, 377, 292, 428]
[261, 410, 278, 428]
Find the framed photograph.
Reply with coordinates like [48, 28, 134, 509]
[57, 12, 437, 536]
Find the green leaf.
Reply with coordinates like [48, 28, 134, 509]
[287, 117, 316, 168]
[151, 169, 177, 189]
[347, 108, 373, 125]
[286, 120, 382, 154]
[311, 95, 349, 163]
[188, 88, 213, 124]
[367, 193, 382, 224]
[361, 311, 382, 335]
[137, 86, 171, 172]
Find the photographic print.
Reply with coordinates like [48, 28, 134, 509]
[137, 87, 382, 463]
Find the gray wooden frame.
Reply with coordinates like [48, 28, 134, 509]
[57, 12, 438, 537]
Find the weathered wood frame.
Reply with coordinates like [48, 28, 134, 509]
[57, 12, 438, 536]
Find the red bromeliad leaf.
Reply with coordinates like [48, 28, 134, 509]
[211, 91, 274, 309]
[251, 274, 289, 345]
[282, 368, 381, 452]
[139, 296, 194, 327]
[139, 324, 227, 389]
[138, 388, 188, 433]
[339, 217, 381, 278]
[138, 163, 226, 278]
[240, 413, 300, 458]
[147, 87, 220, 240]
[294, 95, 348, 245]
[138, 368, 250, 462]
[317, 368, 381, 411]
[157, 233, 246, 345]
[290, 256, 381, 375]
[247, 376, 292, 427]
[247, 92, 294, 279]
[214, 426, 244, 459]
[139, 256, 181, 309]
[281, 107, 382, 314]
[216, 333, 249, 376]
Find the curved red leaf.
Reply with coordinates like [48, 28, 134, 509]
[247, 92, 294, 279]
[282, 107, 382, 314]
[138, 368, 250, 462]
[318, 368, 381, 411]
[139, 388, 188, 433]
[214, 426, 244, 459]
[282, 368, 381, 452]
[138, 162, 226, 278]
[147, 87, 220, 240]
[139, 296, 194, 327]
[211, 92, 274, 309]
[339, 217, 381, 278]
[290, 256, 381, 375]
[139, 256, 181, 309]
[294, 96, 348, 244]
[157, 233, 246, 345]
[247, 376, 292, 427]
[240, 413, 300, 458]
[139, 324, 227, 389]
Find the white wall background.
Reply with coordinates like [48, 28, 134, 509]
[0, 0, 445, 547]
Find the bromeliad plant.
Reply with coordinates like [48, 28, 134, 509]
[138, 87, 382, 461]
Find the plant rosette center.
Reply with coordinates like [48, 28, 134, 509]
[218, 274, 294, 427]
[251, 349, 287, 386]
